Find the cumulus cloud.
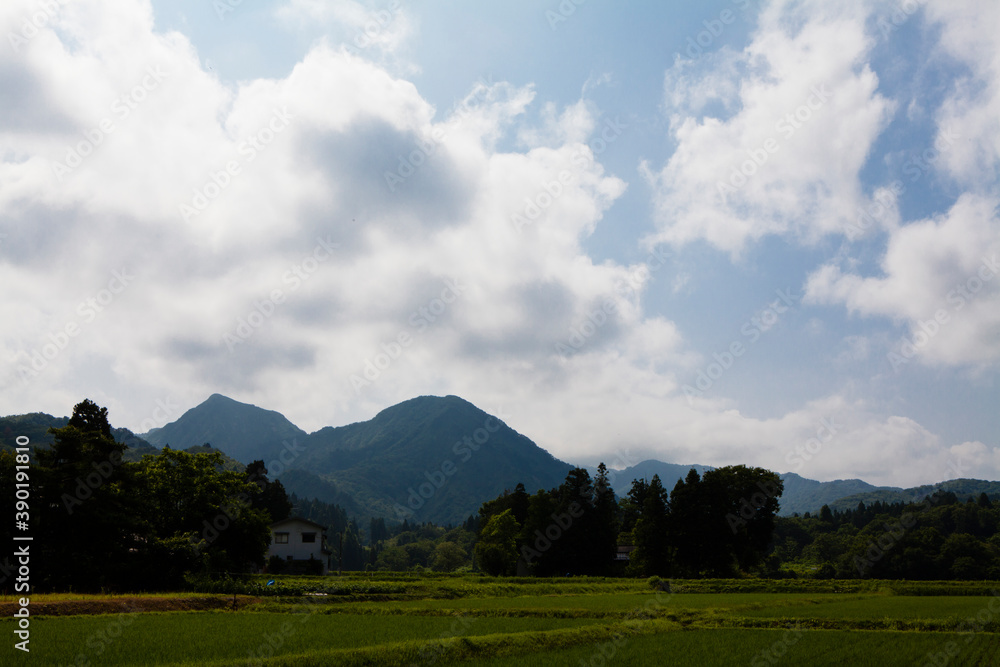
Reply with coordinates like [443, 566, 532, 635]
[805, 194, 1000, 367]
[1, 0, 994, 490]
[923, 0, 1000, 188]
[643, 0, 894, 255]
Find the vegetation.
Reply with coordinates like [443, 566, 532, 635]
[476, 464, 784, 579]
[772, 493, 1000, 579]
[4, 575, 1000, 665]
[1, 400, 283, 592]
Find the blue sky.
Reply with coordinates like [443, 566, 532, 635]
[2, 0, 998, 486]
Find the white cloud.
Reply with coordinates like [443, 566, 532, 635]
[923, 0, 1000, 188]
[1, 0, 992, 492]
[805, 193, 1000, 367]
[275, 0, 414, 56]
[644, 0, 894, 255]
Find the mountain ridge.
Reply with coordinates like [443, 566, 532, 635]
[7, 395, 999, 523]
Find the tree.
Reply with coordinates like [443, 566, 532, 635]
[244, 460, 292, 523]
[704, 465, 784, 573]
[431, 542, 468, 572]
[475, 509, 520, 576]
[134, 447, 272, 577]
[587, 463, 619, 576]
[630, 475, 671, 577]
[34, 399, 139, 590]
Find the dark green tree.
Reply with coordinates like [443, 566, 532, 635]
[34, 399, 139, 590]
[630, 474, 671, 577]
[245, 460, 292, 523]
[475, 509, 520, 576]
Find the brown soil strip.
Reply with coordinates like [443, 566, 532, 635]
[0, 595, 259, 617]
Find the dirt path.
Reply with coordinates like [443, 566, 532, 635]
[0, 595, 259, 616]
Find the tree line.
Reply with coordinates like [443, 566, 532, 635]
[0, 400, 292, 591]
[773, 492, 1000, 579]
[474, 464, 785, 578]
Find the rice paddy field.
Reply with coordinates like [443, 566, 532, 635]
[3, 575, 1000, 665]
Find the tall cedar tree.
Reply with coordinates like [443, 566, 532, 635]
[629, 474, 671, 577]
[34, 399, 139, 590]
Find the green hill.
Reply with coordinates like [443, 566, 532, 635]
[285, 395, 574, 525]
[140, 393, 307, 464]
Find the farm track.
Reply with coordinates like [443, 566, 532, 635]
[0, 594, 259, 616]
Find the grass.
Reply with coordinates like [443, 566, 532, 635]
[2, 611, 605, 665]
[453, 628, 1000, 666]
[3, 576, 999, 665]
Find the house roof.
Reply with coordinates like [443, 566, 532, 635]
[269, 516, 327, 531]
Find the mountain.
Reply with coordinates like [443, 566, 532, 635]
[140, 393, 307, 464]
[0, 412, 153, 452]
[604, 462, 898, 517]
[603, 459, 715, 498]
[778, 473, 894, 515]
[283, 395, 574, 525]
[825, 478, 1000, 513]
[0, 410, 242, 468]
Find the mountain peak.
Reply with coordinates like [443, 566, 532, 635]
[140, 393, 307, 463]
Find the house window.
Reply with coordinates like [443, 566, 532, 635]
[274, 532, 289, 544]
[302, 532, 316, 543]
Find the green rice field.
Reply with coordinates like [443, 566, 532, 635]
[3, 575, 999, 665]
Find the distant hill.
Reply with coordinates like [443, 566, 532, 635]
[603, 460, 715, 498]
[11, 396, 998, 528]
[134, 393, 574, 525]
[1, 412, 153, 452]
[778, 473, 895, 515]
[283, 395, 574, 525]
[604, 462, 901, 517]
[0, 410, 241, 469]
[140, 393, 307, 464]
[826, 478, 1000, 513]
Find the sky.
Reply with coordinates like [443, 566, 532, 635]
[2, 0, 998, 488]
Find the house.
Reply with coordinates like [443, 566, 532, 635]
[615, 545, 635, 562]
[267, 517, 332, 574]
